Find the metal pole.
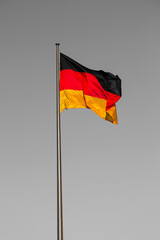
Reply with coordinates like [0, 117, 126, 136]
[55, 43, 63, 240]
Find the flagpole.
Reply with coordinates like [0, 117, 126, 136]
[55, 43, 63, 240]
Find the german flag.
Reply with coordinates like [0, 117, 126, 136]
[60, 53, 122, 124]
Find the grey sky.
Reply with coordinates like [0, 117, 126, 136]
[0, 0, 160, 240]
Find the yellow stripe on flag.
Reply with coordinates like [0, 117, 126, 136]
[60, 89, 118, 124]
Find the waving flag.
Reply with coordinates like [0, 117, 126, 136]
[60, 53, 121, 124]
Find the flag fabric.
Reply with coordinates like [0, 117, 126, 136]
[60, 53, 122, 124]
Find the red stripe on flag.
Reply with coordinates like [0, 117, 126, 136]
[60, 69, 120, 106]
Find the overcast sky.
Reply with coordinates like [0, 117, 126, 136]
[0, 0, 160, 240]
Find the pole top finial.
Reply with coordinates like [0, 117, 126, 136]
[55, 43, 60, 46]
